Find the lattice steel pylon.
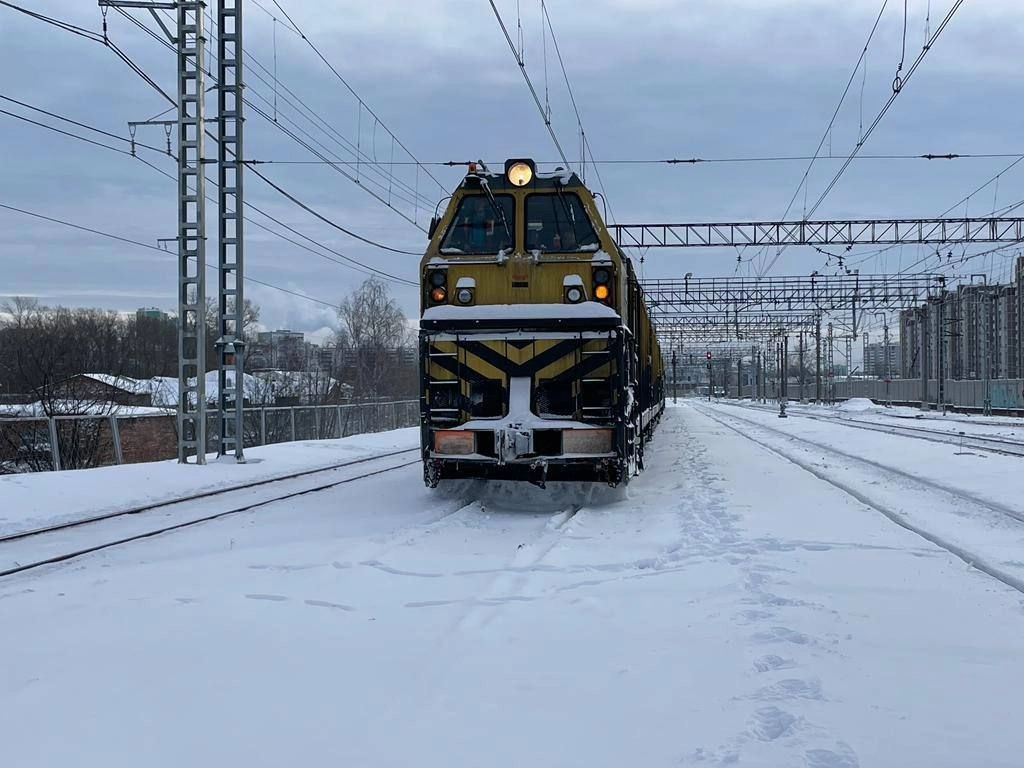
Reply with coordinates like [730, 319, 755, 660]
[175, 0, 208, 464]
[214, 0, 245, 461]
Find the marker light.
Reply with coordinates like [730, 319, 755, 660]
[594, 285, 610, 301]
[593, 267, 611, 284]
[431, 287, 447, 302]
[429, 270, 446, 287]
[507, 161, 533, 186]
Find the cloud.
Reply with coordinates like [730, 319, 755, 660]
[0, 0, 1020, 337]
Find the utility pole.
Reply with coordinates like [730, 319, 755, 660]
[214, 0, 246, 461]
[798, 332, 805, 402]
[938, 297, 946, 413]
[672, 349, 678, 403]
[706, 351, 712, 402]
[883, 317, 892, 407]
[980, 284, 992, 416]
[919, 304, 929, 409]
[827, 322, 835, 404]
[815, 317, 822, 403]
[101, 0, 207, 463]
[103, 0, 247, 464]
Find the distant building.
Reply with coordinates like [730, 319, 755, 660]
[863, 342, 900, 379]
[136, 307, 168, 321]
[898, 256, 1024, 381]
[252, 329, 306, 370]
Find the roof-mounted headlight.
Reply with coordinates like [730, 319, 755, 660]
[505, 158, 535, 186]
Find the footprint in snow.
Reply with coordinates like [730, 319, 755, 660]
[752, 654, 795, 673]
[752, 677, 824, 702]
[804, 744, 860, 768]
[748, 705, 799, 742]
[752, 626, 812, 645]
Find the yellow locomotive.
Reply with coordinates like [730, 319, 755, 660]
[419, 158, 664, 487]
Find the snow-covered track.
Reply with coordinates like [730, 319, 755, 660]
[698, 405, 1024, 596]
[0, 450, 420, 579]
[719, 400, 1024, 457]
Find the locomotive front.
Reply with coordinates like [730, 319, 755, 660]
[418, 158, 654, 488]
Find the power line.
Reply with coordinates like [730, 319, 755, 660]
[758, 0, 890, 277]
[246, 167, 423, 262]
[0, 93, 169, 155]
[120, 6, 435, 236]
[803, 0, 967, 220]
[249, 152, 1024, 166]
[0, 108, 135, 156]
[486, 0, 572, 170]
[3, 90, 419, 287]
[0, 201, 342, 310]
[267, 0, 446, 193]
[126, 7, 436, 216]
[96, 10, 425, 277]
[762, 0, 967, 278]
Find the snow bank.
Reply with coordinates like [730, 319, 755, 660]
[836, 397, 876, 412]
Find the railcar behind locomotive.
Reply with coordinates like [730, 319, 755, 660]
[418, 158, 664, 488]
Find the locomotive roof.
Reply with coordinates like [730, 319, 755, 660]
[459, 167, 584, 193]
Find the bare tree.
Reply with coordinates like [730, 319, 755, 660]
[336, 278, 413, 400]
[0, 299, 131, 471]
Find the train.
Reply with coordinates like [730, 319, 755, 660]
[417, 157, 665, 488]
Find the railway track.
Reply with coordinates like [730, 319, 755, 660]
[0, 448, 421, 579]
[698, 405, 1024, 596]
[718, 400, 1024, 457]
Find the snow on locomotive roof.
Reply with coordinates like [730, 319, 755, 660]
[422, 302, 619, 322]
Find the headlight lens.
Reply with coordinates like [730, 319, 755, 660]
[566, 286, 583, 303]
[457, 288, 473, 304]
[507, 162, 533, 186]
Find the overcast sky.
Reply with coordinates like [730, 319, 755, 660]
[1, 0, 1021, 340]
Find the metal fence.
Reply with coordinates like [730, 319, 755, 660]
[0, 400, 419, 474]
[831, 378, 1024, 412]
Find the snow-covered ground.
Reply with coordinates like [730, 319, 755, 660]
[0, 427, 419, 536]
[3, 404, 1024, 767]
[732, 396, 1024, 441]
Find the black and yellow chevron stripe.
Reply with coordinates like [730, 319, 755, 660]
[427, 336, 616, 415]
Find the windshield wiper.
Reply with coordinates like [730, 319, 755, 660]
[480, 183, 513, 247]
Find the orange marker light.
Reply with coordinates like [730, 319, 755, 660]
[594, 284, 610, 301]
[431, 287, 447, 302]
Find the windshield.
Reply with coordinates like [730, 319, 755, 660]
[440, 194, 515, 254]
[525, 192, 600, 252]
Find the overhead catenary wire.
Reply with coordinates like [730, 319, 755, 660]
[0, 202, 344, 311]
[2, 90, 419, 287]
[486, 0, 572, 171]
[762, 0, 967, 279]
[122, 6, 435, 232]
[267, 0, 445, 194]
[803, 0, 967, 221]
[96, 8, 426, 273]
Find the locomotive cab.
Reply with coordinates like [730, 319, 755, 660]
[417, 158, 664, 488]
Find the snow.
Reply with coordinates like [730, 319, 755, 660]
[0, 427, 419, 536]
[836, 396, 875, 412]
[4, 406, 1024, 766]
[79, 373, 152, 395]
[422, 302, 620, 322]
